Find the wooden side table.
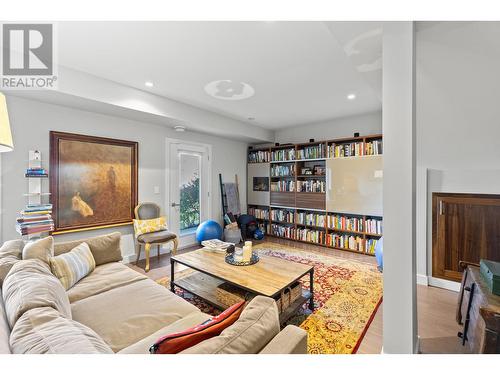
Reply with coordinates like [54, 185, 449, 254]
[457, 262, 500, 353]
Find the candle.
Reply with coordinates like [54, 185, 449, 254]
[245, 241, 253, 249]
[242, 245, 252, 262]
[234, 247, 244, 262]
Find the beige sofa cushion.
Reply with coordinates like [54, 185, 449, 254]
[2, 259, 71, 328]
[71, 278, 200, 352]
[0, 240, 24, 287]
[67, 262, 147, 303]
[118, 311, 211, 354]
[22, 236, 54, 264]
[54, 232, 122, 266]
[259, 324, 308, 354]
[181, 296, 280, 354]
[0, 288, 11, 354]
[49, 242, 96, 290]
[10, 307, 113, 354]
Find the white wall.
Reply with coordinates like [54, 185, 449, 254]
[1, 96, 247, 261]
[416, 22, 500, 286]
[274, 111, 381, 144]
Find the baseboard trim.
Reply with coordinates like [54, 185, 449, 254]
[415, 335, 421, 354]
[428, 276, 460, 292]
[416, 273, 428, 286]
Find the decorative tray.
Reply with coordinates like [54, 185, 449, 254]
[225, 252, 260, 266]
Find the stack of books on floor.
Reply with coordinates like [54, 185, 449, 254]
[25, 167, 48, 177]
[16, 204, 54, 236]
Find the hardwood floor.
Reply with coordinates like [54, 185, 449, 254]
[128, 237, 463, 354]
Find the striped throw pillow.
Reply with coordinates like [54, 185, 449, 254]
[49, 242, 96, 290]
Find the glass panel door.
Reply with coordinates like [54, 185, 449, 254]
[179, 152, 201, 235]
[167, 140, 211, 248]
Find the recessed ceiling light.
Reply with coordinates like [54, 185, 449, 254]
[174, 125, 186, 132]
[347, 93, 356, 100]
[204, 80, 255, 101]
[145, 81, 154, 88]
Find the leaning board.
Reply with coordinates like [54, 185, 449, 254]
[326, 155, 383, 216]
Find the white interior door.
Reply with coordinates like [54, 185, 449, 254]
[167, 139, 211, 247]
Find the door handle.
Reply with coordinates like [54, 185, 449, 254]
[171, 202, 181, 207]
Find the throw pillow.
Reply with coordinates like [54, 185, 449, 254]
[179, 295, 280, 354]
[53, 232, 122, 266]
[133, 217, 168, 238]
[22, 236, 54, 264]
[49, 242, 96, 290]
[0, 239, 24, 287]
[150, 300, 245, 354]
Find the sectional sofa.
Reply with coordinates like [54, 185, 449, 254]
[0, 232, 307, 354]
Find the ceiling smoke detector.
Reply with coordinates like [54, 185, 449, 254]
[204, 80, 255, 101]
[174, 125, 186, 132]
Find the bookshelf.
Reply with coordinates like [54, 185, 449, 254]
[247, 134, 383, 256]
[16, 151, 54, 239]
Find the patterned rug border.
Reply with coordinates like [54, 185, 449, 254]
[158, 241, 383, 354]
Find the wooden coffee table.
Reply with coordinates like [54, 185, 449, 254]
[170, 248, 314, 323]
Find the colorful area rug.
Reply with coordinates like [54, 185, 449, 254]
[157, 242, 382, 354]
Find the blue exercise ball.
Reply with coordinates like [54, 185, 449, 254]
[253, 228, 264, 240]
[195, 220, 223, 243]
[375, 237, 383, 272]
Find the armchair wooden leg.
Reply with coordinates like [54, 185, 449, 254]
[144, 243, 151, 273]
[157, 244, 161, 261]
[172, 237, 179, 256]
[135, 243, 141, 266]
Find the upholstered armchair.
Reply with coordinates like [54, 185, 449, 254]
[134, 202, 178, 272]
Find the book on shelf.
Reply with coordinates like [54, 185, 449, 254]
[329, 142, 365, 158]
[25, 167, 48, 177]
[271, 209, 295, 223]
[258, 222, 270, 234]
[25, 173, 48, 177]
[248, 207, 269, 220]
[16, 214, 52, 223]
[271, 224, 296, 239]
[16, 224, 54, 236]
[326, 233, 365, 252]
[365, 139, 383, 155]
[297, 144, 325, 159]
[271, 164, 296, 177]
[328, 214, 364, 232]
[296, 227, 325, 244]
[16, 203, 54, 236]
[297, 212, 326, 227]
[366, 239, 379, 254]
[248, 150, 270, 163]
[25, 203, 53, 210]
[271, 148, 295, 162]
[365, 218, 383, 235]
[270, 180, 295, 192]
[297, 180, 325, 193]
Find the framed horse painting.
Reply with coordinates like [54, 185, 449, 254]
[49, 131, 138, 233]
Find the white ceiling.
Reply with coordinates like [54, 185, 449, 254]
[56, 21, 382, 130]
